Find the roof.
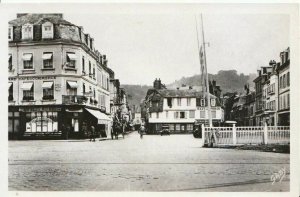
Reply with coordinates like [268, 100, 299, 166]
[156, 89, 217, 98]
[9, 14, 74, 26]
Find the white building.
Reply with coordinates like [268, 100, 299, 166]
[145, 88, 224, 134]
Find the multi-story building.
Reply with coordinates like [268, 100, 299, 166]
[277, 47, 290, 126]
[144, 79, 224, 134]
[8, 14, 112, 139]
[262, 60, 279, 126]
[253, 66, 272, 126]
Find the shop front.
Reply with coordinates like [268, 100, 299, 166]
[18, 105, 63, 139]
[85, 108, 111, 139]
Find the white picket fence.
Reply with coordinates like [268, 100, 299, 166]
[201, 124, 290, 147]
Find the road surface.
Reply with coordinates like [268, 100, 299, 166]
[8, 131, 289, 191]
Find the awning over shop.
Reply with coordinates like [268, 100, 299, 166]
[42, 53, 53, 60]
[8, 82, 12, 89]
[21, 82, 33, 90]
[42, 81, 53, 89]
[67, 53, 77, 60]
[86, 108, 110, 124]
[67, 81, 78, 89]
[22, 53, 32, 61]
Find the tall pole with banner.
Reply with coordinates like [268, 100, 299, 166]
[195, 14, 212, 127]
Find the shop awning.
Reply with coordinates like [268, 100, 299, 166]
[8, 82, 12, 89]
[86, 108, 110, 124]
[21, 82, 33, 90]
[42, 81, 53, 89]
[42, 53, 53, 60]
[67, 81, 78, 89]
[22, 54, 32, 61]
[67, 53, 77, 60]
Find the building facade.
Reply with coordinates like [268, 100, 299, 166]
[8, 14, 113, 139]
[277, 48, 290, 126]
[144, 79, 224, 134]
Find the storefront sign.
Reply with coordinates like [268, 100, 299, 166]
[9, 76, 56, 81]
[19, 106, 61, 112]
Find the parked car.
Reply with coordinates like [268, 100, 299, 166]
[160, 125, 170, 136]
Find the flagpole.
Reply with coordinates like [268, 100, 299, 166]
[200, 14, 212, 127]
[195, 16, 205, 93]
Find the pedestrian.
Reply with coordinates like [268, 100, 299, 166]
[66, 124, 71, 140]
[90, 124, 95, 142]
[139, 125, 145, 139]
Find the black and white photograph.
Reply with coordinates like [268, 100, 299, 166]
[1, 2, 299, 196]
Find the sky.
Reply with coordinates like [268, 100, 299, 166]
[6, 8, 290, 86]
[64, 13, 289, 86]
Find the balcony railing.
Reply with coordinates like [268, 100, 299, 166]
[62, 95, 88, 105]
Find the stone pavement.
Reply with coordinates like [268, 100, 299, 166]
[8, 131, 290, 191]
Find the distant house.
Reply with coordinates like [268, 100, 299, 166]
[143, 79, 224, 134]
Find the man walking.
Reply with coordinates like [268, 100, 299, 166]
[90, 124, 95, 142]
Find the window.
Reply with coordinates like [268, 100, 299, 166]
[180, 111, 185, 119]
[22, 82, 34, 101]
[167, 98, 172, 108]
[187, 124, 193, 131]
[82, 56, 85, 74]
[211, 98, 216, 107]
[280, 76, 282, 89]
[24, 111, 58, 133]
[156, 112, 159, 118]
[211, 110, 216, 119]
[23, 53, 33, 69]
[287, 72, 290, 87]
[169, 124, 174, 131]
[85, 34, 89, 45]
[66, 52, 76, 68]
[82, 83, 86, 94]
[177, 98, 181, 106]
[89, 61, 92, 77]
[42, 22, 53, 39]
[66, 81, 78, 95]
[175, 124, 180, 131]
[283, 74, 286, 88]
[287, 94, 290, 108]
[9, 83, 13, 101]
[174, 111, 179, 119]
[8, 26, 13, 40]
[22, 24, 33, 40]
[189, 110, 195, 118]
[42, 52, 53, 69]
[200, 110, 205, 119]
[93, 66, 96, 79]
[200, 99, 205, 106]
[196, 98, 201, 106]
[166, 111, 168, 118]
[187, 98, 191, 106]
[149, 113, 152, 118]
[42, 81, 54, 100]
[8, 54, 12, 71]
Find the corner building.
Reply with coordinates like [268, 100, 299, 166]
[8, 14, 112, 139]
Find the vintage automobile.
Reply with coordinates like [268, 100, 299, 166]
[159, 125, 170, 136]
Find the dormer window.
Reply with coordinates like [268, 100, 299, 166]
[22, 24, 33, 40]
[8, 26, 13, 41]
[42, 22, 53, 39]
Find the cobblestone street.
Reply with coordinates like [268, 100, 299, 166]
[8, 132, 289, 191]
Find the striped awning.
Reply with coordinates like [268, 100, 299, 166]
[8, 82, 12, 89]
[67, 81, 78, 89]
[21, 82, 33, 90]
[67, 53, 76, 60]
[22, 53, 32, 61]
[42, 53, 53, 60]
[42, 81, 53, 89]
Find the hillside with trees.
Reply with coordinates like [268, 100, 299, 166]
[121, 70, 256, 110]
